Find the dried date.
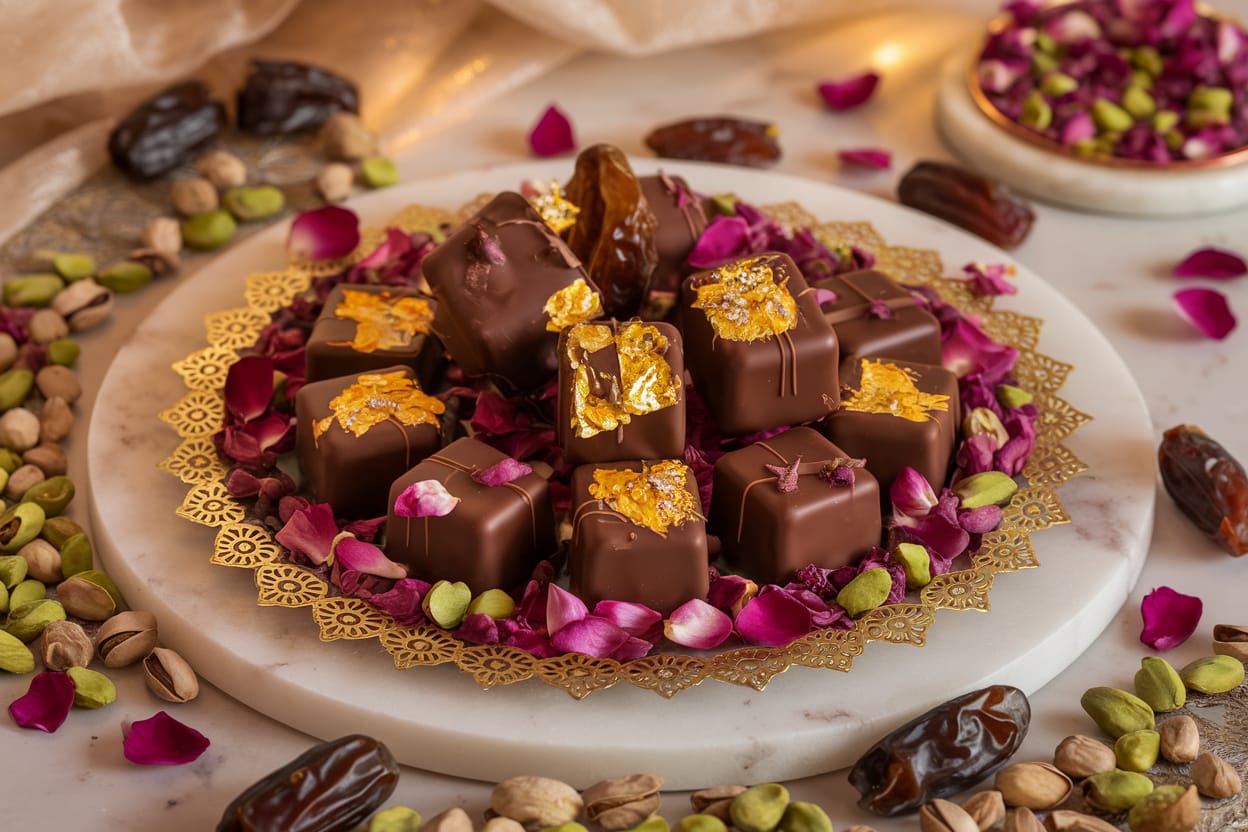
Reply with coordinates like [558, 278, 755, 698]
[644, 117, 781, 168]
[108, 82, 226, 179]
[237, 59, 359, 135]
[896, 161, 1035, 249]
[1159, 424, 1248, 556]
[849, 684, 1031, 816]
[216, 734, 398, 831]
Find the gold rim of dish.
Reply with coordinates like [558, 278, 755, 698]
[159, 201, 1091, 700]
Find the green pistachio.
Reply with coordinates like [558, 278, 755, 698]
[97, 260, 153, 294]
[1091, 99, 1134, 133]
[0, 553, 27, 588]
[3, 274, 65, 308]
[47, 338, 80, 367]
[675, 817, 726, 832]
[0, 502, 46, 553]
[707, 193, 739, 217]
[1126, 784, 1199, 832]
[1129, 70, 1154, 90]
[9, 578, 45, 611]
[836, 567, 891, 618]
[630, 818, 670, 832]
[1151, 110, 1180, 133]
[0, 581, 6, 614]
[995, 384, 1033, 408]
[541, 824, 587, 832]
[58, 532, 93, 578]
[1122, 86, 1156, 120]
[361, 157, 400, 189]
[182, 210, 237, 251]
[1072, 138, 1101, 158]
[730, 784, 789, 832]
[0, 368, 35, 412]
[1187, 86, 1233, 116]
[1187, 108, 1231, 129]
[1039, 72, 1078, 98]
[41, 516, 84, 549]
[223, 186, 285, 221]
[776, 802, 831, 832]
[1130, 45, 1163, 78]
[1034, 31, 1057, 54]
[67, 666, 117, 709]
[952, 471, 1019, 509]
[1020, 90, 1053, 130]
[467, 588, 516, 619]
[1081, 686, 1155, 738]
[368, 807, 422, 832]
[0, 628, 35, 673]
[422, 580, 471, 629]
[1164, 129, 1185, 150]
[21, 475, 74, 516]
[1030, 51, 1059, 76]
[0, 447, 22, 472]
[3, 598, 65, 642]
[51, 253, 96, 282]
[1082, 769, 1154, 813]
[1114, 729, 1161, 772]
[58, 569, 123, 621]
[1134, 656, 1185, 712]
[893, 542, 932, 590]
[1179, 654, 1245, 694]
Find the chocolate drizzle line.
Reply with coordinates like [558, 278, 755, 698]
[658, 170, 708, 241]
[735, 441, 841, 542]
[821, 272, 916, 325]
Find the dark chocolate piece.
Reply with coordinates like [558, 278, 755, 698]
[570, 461, 709, 615]
[811, 269, 942, 376]
[681, 252, 840, 436]
[305, 284, 444, 386]
[236, 59, 359, 135]
[639, 173, 708, 294]
[385, 438, 555, 593]
[710, 427, 881, 585]
[107, 82, 226, 179]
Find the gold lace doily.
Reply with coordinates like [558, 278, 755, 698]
[159, 201, 1090, 699]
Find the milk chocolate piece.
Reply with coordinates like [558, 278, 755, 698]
[421, 191, 598, 391]
[305, 284, 444, 385]
[710, 427, 881, 585]
[385, 438, 555, 593]
[681, 253, 840, 436]
[557, 320, 686, 465]
[570, 461, 709, 615]
[295, 366, 441, 518]
[639, 173, 708, 294]
[821, 359, 959, 503]
[811, 269, 942, 376]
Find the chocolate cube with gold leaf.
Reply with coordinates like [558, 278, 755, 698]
[295, 365, 443, 518]
[305, 284, 444, 385]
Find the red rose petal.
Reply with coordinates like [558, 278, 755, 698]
[1140, 586, 1203, 651]
[838, 148, 892, 169]
[222, 355, 276, 422]
[549, 615, 628, 658]
[528, 104, 576, 157]
[1173, 247, 1248, 280]
[734, 588, 812, 647]
[1173, 287, 1237, 340]
[287, 205, 361, 263]
[274, 502, 340, 565]
[8, 671, 74, 733]
[545, 583, 588, 636]
[817, 72, 880, 111]
[123, 711, 210, 765]
[333, 537, 407, 580]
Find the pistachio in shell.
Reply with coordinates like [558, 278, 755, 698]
[38, 619, 93, 670]
[58, 569, 124, 621]
[142, 646, 200, 703]
[1212, 623, 1248, 663]
[95, 609, 157, 667]
[1125, 784, 1199, 832]
[3, 598, 65, 642]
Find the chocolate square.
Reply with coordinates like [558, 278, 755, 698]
[305, 284, 444, 386]
[710, 427, 881, 585]
[557, 320, 686, 465]
[681, 252, 840, 436]
[639, 173, 708, 294]
[295, 365, 442, 519]
[384, 438, 555, 594]
[820, 359, 959, 502]
[570, 460, 709, 615]
[421, 191, 600, 391]
[810, 269, 941, 376]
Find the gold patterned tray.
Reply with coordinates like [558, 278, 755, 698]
[158, 201, 1089, 700]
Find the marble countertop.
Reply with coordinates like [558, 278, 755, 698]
[4, 7, 1248, 830]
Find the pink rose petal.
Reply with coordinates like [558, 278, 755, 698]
[545, 583, 588, 636]
[1173, 247, 1248, 280]
[287, 205, 361, 263]
[963, 262, 1018, 297]
[393, 480, 460, 518]
[812, 287, 838, 307]
[593, 600, 663, 642]
[8, 671, 74, 733]
[528, 104, 576, 157]
[365, 578, 429, 627]
[687, 216, 751, 268]
[1140, 586, 1203, 651]
[471, 458, 533, 487]
[958, 504, 1003, 534]
[890, 466, 939, 521]
[838, 148, 892, 170]
[664, 598, 733, 649]
[611, 635, 655, 662]
[550, 615, 628, 658]
[454, 612, 500, 645]
[1173, 287, 1237, 340]
[735, 588, 813, 647]
[223, 355, 275, 422]
[817, 72, 880, 111]
[707, 573, 757, 617]
[123, 711, 210, 765]
[274, 502, 339, 565]
[333, 536, 407, 580]
[942, 317, 1020, 382]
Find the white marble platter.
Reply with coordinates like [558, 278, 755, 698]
[87, 158, 1154, 790]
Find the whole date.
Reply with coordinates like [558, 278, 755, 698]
[644, 117, 781, 168]
[237, 59, 359, 135]
[897, 161, 1035, 249]
[107, 82, 226, 179]
[1159, 424, 1248, 556]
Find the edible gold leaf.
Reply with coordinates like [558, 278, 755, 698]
[588, 460, 702, 537]
[330, 289, 433, 353]
[569, 322, 681, 439]
[841, 359, 950, 422]
[544, 278, 603, 332]
[313, 371, 445, 441]
[529, 179, 581, 233]
[692, 257, 797, 342]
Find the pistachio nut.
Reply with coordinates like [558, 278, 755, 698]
[41, 515, 84, 549]
[894, 542, 932, 590]
[583, 774, 663, 830]
[362, 157, 400, 189]
[1113, 729, 1160, 772]
[171, 176, 219, 216]
[317, 162, 354, 202]
[129, 246, 179, 279]
[1134, 656, 1186, 713]
[0, 553, 28, 588]
[67, 665, 117, 709]
[58, 532, 93, 578]
[25, 442, 68, 476]
[223, 186, 285, 221]
[36, 364, 83, 403]
[1004, 808, 1044, 832]
[320, 112, 378, 161]
[6, 463, 44, 501]
[1053, 735, 1116, 779]
[1081, 769, 1154, 813]
[1157, 715, 1199, 763]
[38, 395, 74, 443]
[22, 475, 74, 516]
[27, 308, 69, 344]
[4, 598, 65, 642]
[9, 578, 46, 610]
[1080, 686, 1154, 738]
[0, 407, 39, 451]
[918, 799, 979, 832]
[143, 216, 183, 254]
[491, 776, 583, 827]
[1179, 654, 1245, 693]
[963, 407, 1010, 447]
[1152, 110, 1180, 133]
[17, 538, 60, 583]
[995, 761, 1072, 810]
[39, 619, 93, 670]
[1091, 99, 1133, 132]
[626, 818, 669, 832]
[776, 802, 831, 832]
[182, 210, 237, 250]
[368, 806, 422, 832]
[1125, 784, 1199, 832]
[0, 581, 6, 615]
[690, 785, 746, 821]
[843, 827, 882, 832]
[675, 816, 727, 832]
[836, 567, 892, 617]
[143, 646, 200, 703]
[1212, 623, 1248, 663]
[1192, 751, 1241, 799]
[96, 260, 153, 294]
[95, 609, 157, 667]
[1042, 810, 1119, 832]
[0, 628, 35, 673]
[952, 471, 1019, 509]
[3, 273, 65, 307]
[51, 278, 114, 332]
[422, 580, 472, 629]
[1122, 86, 1156, 120]
[57, 569, 122, 621]
[0, 446, 20, 471]
[961, 790, 1005, 831]
[1020, 91, 1053, 130]
[48, 253, 95, 282]
[729, 783, 789, 832]
[0, 367, 34, 411]
[0, 333, 13, 372]
[422, 807, 473, 832]
[195, 149, 247, 188]
[467, 588, 516, 620]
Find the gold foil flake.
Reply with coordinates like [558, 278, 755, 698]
[842, 359, 951, 422]
[544, 278, 603, 332]
[313, 371, 445, 442]
[588, 461, 701, 537]
[330, 289, 433, 353]
[529, 179, 580, 233]
[568, 322, 682, 439]
[692, 258, 797, 342]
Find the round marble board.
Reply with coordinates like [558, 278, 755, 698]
[88, 159, 1155, 789]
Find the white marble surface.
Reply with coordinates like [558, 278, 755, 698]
[5, 7, 1248, 830]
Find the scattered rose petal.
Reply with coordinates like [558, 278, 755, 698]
[868, 299, 895, 320]
[1059, 111, 1096, 147]
[1140, 586, 1203, 650]
[1173, 287, 1237, 340]
[471, 457, 533, 487]
[222, 355, 275, 422]
[735, 588, 812, 647]
[123, 711, 210, 765]
[890, 467, 939, 520]
[593, 600, 663, 642]
[963, 262, 1018, 297]
[611, 635, 655, 661]
[454, 612, 500, 645]
[838, 148, 892, 169]
[545, 583, 588, 636]
[393, 480, 460, 518]
[942, 317, 1020, 382]
[958, 504, 1003, 534]
[664, 599, 733, 649]
[707, 573, 758, 617]
[897, 490, 971, 560]
[817, 72, 881, 110]
[333, 536, 407, 580]
[550, 615, 628, 658]
[812, 287, 838, 306]
[274, 502, 339, 565]
[687, 216, 750, 268]
[528, 104, 576, 157]
[8, 671, 74, 733]
[365, 578, 428, 627]
[287, 205, 360, 263]
[764, 457, 801, 493]
[1173, 247, 1248, 280]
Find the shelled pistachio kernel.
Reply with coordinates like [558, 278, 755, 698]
[836, 567, 891, 617]
[97, 260, 153, 294]
[67, 665, 117, 708]
[41, 516, 84, 549]
[729, 783, 789, 832]
[467, 588, 515, 619]
[22, 475, 74, 516]
[49, 253, 95, 281]
[0, 553, 28, 588]
[675, 816, 727, 832]
[1180, 654, 1245, 693]
[223, 186, 285, 221]
[1080, 686, 1154, 738]
[0, 367, 34, 411]
[0, 627, 36, 672]
[46, 339, 80, 367]
[58, 532, 93, 578]
[3, 274, 65, 307]
[422, 580, 471, 629]
[361, 157, 400, 189]
[1134, 656, 1185, 712]
[4, 598, 66, 642]
[893, 542, 931, 590]
[9, 578, 45, 610]
[1114, 730, 1160, 772]
[1082, 769, 1154, 813]
[368, 806, 422, 832]
[182, 210, 237, 250]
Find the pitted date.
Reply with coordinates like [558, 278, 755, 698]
[849, 684, 1030, 816]
[216, 735, 398, 831]
[897, 161, 1035, 249]
[644, 117, 781, 168]
[107, 82, 226, 179]
[237, 59, 359, 135]
[1159, 424, 1248, 556]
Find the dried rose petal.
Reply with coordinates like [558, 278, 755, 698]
[838, 148, 892, 169]
[223, 355, 275, 422]
[593, 600, 663, 642]
[942, 317, 1020, 382]
[454, 612, 500, 645]
[333, 536, 407, 580]
[687, 216, 750, 269]
[664, 598, 733, 649]
[545, 583, 588, 636]
[366, 578, 428, 627]
[963, 262, 1018, 297]
[764, 458, 802, 493]
[471, 457, 533, 487]
[274, 502, 339, 565]
[549, 615, 628, 658]
[8, 671, 74, 733]
[707, 573, 757, 617]
[393, 480, 460, 518]
[1173, 247, 1248, 280]
[123, 711, 210, 765]
[817, 72, 880, 111]
[528, 104, 576, 157]
[890, 467, 939, 520]
[734, 588, 813, 647]
[812, 287, 838, 306]
[1173, 287, 1237, 340]
[959, 503, 1003, 533]
[611, 635, 655, 661]
[1140, 586, 1203, 650]
[287, 205, 360, 263]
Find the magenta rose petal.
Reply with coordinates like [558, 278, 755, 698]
[550, 615, 628, 658]
[735, 589, 812, 647]
[274, 502, 340, 565]
[1172, 247, 1248, 279]
[545, 583, 588, 636]
[123, 711, 210, 765]
[1173, 287, 1237, 340]
[963, 262, 1018, 297]
[1140, 586, 1203, 651]
[471, 458, 533, 487]
[528, 104, 576, 157]
[222, 355, 275, 422]
[890, 466, 939, 522]
[664, 598, 733, 649]
[838, 148, 892, 169]
[333, 537, 407, 580]
[812, 287, 838, 307]
[287, 205, 360, 263]
[593, 600, 663, 642]
[687, 216, 750, 268]
[366, 578, 428, 626]
[817, 71, 880, 110]
[9, 671, 74, 733]
[393, 480, 460, 518]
